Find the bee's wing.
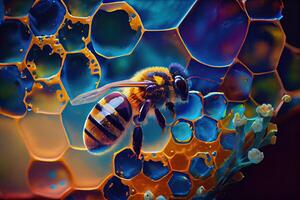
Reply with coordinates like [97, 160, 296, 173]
[70, 80, 153, 106]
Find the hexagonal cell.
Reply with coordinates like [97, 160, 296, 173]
[278, 46, 300, 92]
[142, 115, 171, 153]
[168, 171, 191, 197]
[194, 116, 220, 142]
[0, 116, 32, 198]
[19, 112, 69, 160]
[143, 160, 169, 181]
[29, 0, 66, 36]
[220, 132, 238, 150]
[170, 153, 189, 171]
[0, 19, 32, 63]
[221, 63, 253, 101]
[251, 72, 283, 106]
[26, 38, 64, 80]
[98, 30, 190, 83]
[91, 2, 143, 58]
[58, 18, 89, 52]
[25, 80, 68, 114]
[179, 0, 249, 66]
[3, 0, 35, 17]
[203, 93, 227, 120]
[187, 59, 228, 95]
[114, 148, 142, 179]
[103, 176, 130, 200]
[63, 0, 101, 17]
[238, 21, 285, 73]
[245, 0, 283, 20]
[63, 148, 124, 188]
[171, 119, 194, 144]
[115, 0, 197, 30]
[62, 102, 95, 149]
[174, 91, 203, 121]
[0, 66, 33, 117]
[60, 51, 101, 100]
[189, 153, 214, 179]
[64, 189, 103, 200]
[28, 161, 72, 198]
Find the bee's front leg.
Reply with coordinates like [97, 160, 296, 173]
[166, 102, 176, 119]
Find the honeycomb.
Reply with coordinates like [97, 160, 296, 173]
[0, 0, 299, 199]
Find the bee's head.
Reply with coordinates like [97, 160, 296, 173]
[169, 63, 189, 101]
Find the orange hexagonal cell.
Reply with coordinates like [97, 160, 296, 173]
[18, 113, 69, 160]
[28, 160, 72, 198]
[0, 116, 33, 199]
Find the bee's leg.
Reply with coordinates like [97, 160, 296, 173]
[166, 102, 176, 119]
[132, 99, 152, 157]
[154, 107, 166, 132]
[132, 125, 143, 158]
[138, 99, 151, 122]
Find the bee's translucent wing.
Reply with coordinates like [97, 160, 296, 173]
[71, 80, 153, 106]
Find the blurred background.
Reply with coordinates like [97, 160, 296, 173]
[220, 0, 300, 199]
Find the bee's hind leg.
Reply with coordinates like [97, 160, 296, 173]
[132, 99, 152, 157]
[132, 126, 143, 158]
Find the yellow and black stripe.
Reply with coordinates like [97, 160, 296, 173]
[83, 92, 132, 153]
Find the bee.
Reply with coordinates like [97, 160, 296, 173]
[71, 63, 189, 156]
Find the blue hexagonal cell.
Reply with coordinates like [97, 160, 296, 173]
[245, 0, 283, 20]
[95, 30, 190, 84]
[220, 132, 238, 150]
[179, 0, 249, 66]
[171, 119, 193, 144]
[29, 0, 66, 36]
[203, 93, 227, 120]
[114, 148, 142, 179]
[58, 19, 89, 52]
[26, 44, 63, 79]
[111, 0, 197, 30]
[3, 0, 35, 17]
[60, 52, 100, 100]
[0, 66, 33, 117]
[187, 60, 227, 95]
[62, 102, 95, 148]
[189, 155, 214, 179]
[238, 21, 285, 73]
[168, 171, 191, 197]
[175, 91, 203, 121]
[0, 19, 32, 63]
[64, 0, 102, 17]
[91, 3, 143, 58]
[221, 63, 253, 101]
[64, 189, 103, 200]
[194, 116, 220, 142]
[143, 160, 169, 181]
[103, 176, 130, 200]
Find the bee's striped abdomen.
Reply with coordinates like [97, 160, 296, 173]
[84, 92, 132, 154]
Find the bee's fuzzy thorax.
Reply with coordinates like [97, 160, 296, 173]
[122, 66, 175, 112]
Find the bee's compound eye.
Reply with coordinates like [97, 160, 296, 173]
[174, 76, 188, 101]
